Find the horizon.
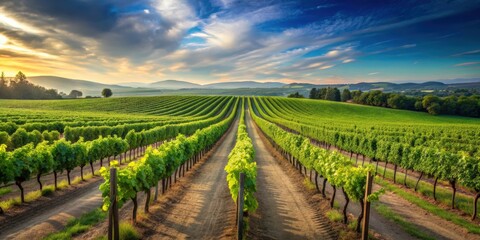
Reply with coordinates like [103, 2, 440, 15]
[4, 74, 480, 87]
[1, 1, 480, 84]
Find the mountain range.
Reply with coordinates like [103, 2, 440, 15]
[27, 76, 480, 97]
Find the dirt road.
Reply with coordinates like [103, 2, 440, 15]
[0, 179, 102, 240]
[142, 118, 239, 239]
[245, 109, 337, 240]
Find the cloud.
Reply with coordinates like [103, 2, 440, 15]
[368, 72, 380, 75]
[454, 62, 480, 67]
[326, 50, 340, 57]
[452, 49, 480, 57]
[320, 65, 335, 70]
[0, 0, 479, 84]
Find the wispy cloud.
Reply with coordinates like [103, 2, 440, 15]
[452, 49, 480, 56]
[454, 62, 480, 67]
[0, 0, 479, 84]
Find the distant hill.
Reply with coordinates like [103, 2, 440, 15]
[284, 80, 480, 92]
[27, 76, 480, 97]
[205, 81, 286, 89]
[116, 80, 286, 89]
[347, 81, 447, 91]
[148, 80, 202, 89]
[29, 76, 133, 96]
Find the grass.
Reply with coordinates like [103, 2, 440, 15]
[0, 197, 19, 211]
[43, 208, 106, 240]
[352, 159, 480, 229]
[41, 185, 55, 196]
[374, 203, 436, 240]
[374, 162, 475, 217]
[0, 171, 99, 213]
[119, 221, 140, 240]
[93, 222, 140, 240]
[303, 178, 316, 191]
[0, 187, 12, 196]
[326, 209, 343, 222]
[375, 177, 480, 234]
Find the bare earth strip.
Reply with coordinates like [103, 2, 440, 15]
[0, 179, 102, 240]
[245, 109, 337, 240]
[141, 117, 239, 239]
[255, 113, 480, 240]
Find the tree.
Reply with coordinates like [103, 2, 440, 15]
[427, 102, 441, 115]
[414, 100, 423, 111]
[341, 89, 352, 102]
[325, 88, 341, 101]
[68, 90, 83, 98]
[309, 88, 318, 99]
[0, 72, 9, 98]
[422, 95, 443, 115]
[457, 96, 479, 117]
[287, 92, 304, 98]
[14, 71, 27, 82]
[102, 88, 113, 98]
[318, 88, 328, 99]
[0, 71, 61, 99]
[442, 96, 457, 115]
[387, 94, 410, 109]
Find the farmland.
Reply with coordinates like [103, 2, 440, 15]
[0, 96, 479, 240]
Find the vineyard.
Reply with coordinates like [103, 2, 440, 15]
[0, 96, 479, 240]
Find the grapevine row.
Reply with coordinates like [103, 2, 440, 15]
[249, 97, 382, 232]
[255, 97, 480, 220]
[225, 98, 257, 212]
[99, 97, 240, 223]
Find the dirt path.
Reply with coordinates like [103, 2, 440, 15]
[0, 179, 102, 240]
[139, 117, 239, 239]
[0, 145, 156, 240]
[259, 113, 480, 239]
[245, 109, 336, 240]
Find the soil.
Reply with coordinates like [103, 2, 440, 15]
[0, 178, 102, 240]
[245, 109, 338, 240]
[142, 117, 238, 239]
[76, 116, 239, 240]
[263, 115, 480, 240]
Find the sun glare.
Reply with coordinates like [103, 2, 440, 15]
[0, 12, 41, 33]
[0, 34, 7, 46]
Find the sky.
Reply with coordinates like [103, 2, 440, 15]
[0, 0, 480, 84]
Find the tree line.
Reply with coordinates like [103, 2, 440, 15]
[0, 72, 62, 99]
[308, 87, 480, 117]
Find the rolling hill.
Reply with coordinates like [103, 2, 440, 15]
[26, 76, 480, 97]
[29, 76, 133, 96]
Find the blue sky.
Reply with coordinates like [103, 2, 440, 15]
[0, 0, 479, 84]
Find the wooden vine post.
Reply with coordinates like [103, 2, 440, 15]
[237, 173, 245, 240]
[362, 171, 373, 240]
[108, 168, 119, 240]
